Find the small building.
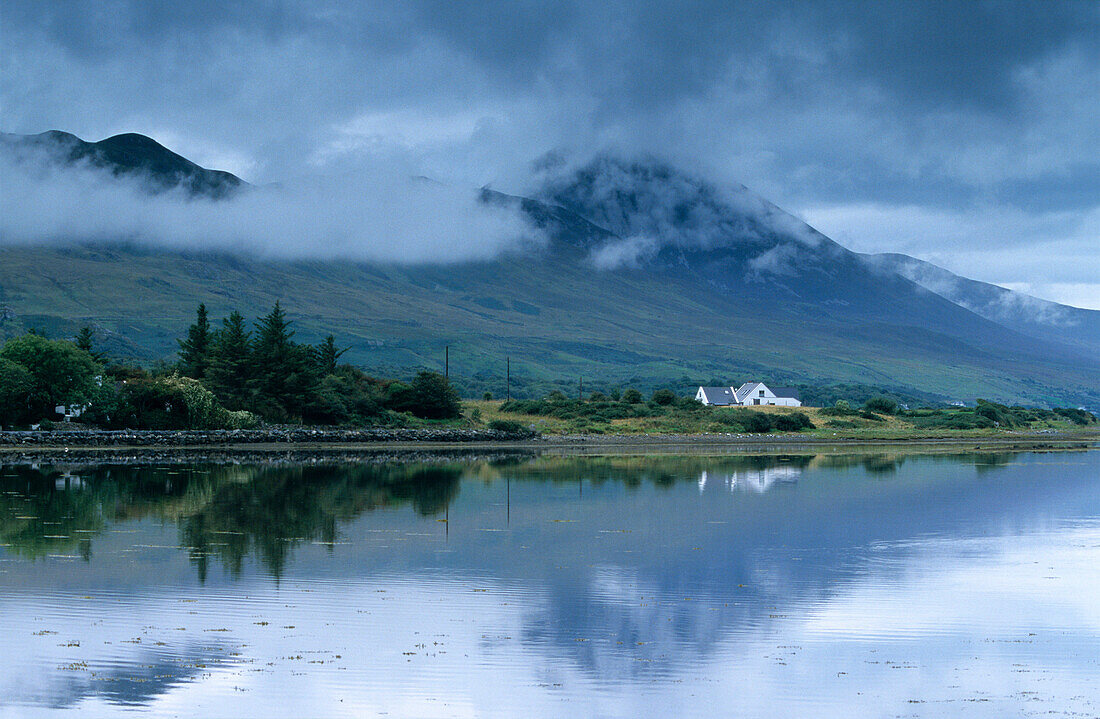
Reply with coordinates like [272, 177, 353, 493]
[54, 404, 86, 422]
[697, 382, 802, 407]
[695, 387, 738, 406]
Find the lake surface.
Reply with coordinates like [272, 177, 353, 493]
[1, 449, 1099, 718]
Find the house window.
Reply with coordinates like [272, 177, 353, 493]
[759, 390, 765, 396]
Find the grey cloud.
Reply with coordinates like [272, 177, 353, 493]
[1, 0, 1097, 304]
[0, 145, 537, 263]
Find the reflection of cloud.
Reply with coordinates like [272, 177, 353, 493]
[3, 640, 236, 711]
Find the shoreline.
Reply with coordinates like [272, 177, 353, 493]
[0, 428, 1096, 465]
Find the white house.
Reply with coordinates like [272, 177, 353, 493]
[696, 382, 802, 407]
[695, 387, 738, 406]
[54, 404, 86, 421]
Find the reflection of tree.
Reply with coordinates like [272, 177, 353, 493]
[0, 450, 1026, 579]
[0, 462, 463, 580]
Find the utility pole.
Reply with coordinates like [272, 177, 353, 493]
[445, 345, 449, 379]
[506, 357, 511, 401]
[579, 376, 583, 400]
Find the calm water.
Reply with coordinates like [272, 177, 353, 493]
[1, 450, 1099, 718]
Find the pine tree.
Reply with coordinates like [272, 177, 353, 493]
[75, 326, 106, 362]
[252, 302, 318, 419]
[178, 304, 213, 379]
[316, 335, 348, 375]
[207, 311, 253, 409]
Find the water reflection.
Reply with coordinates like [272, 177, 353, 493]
[1, 450, 1097, 718]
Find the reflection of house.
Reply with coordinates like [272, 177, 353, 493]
[55, 472, 85, 490]
[698, 465, 801, 493]
[695, 382, 802, 407]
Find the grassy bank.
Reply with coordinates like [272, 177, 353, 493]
[466, 399, 1098, 440]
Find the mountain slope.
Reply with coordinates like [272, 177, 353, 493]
[865, 252, 1100, 356]
[0, 130, 245, 198]
[0, 135, 1096, 407]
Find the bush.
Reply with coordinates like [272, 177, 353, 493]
[773, 412, 815, 431]
[483, 391, 493, 401]
[305, 366, 387, 425]
[864, 396, 898, 414]
[488, 419, 532, 436]
[621, 388, 643, 404]
[390, 371, 462, 419]
[651, 388, 677, 405]
[588, 391, 607, 402]
[118, 374, 258, 429]
[1054, 407, 1096, 425]
[740, 412, 774, 433]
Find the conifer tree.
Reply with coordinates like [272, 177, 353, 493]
[316, 335, 348, 375]
[207, 311, 253, 409]
[252, 302, 319, 418]
[75, 326, 106, 362]
[178, 304, 213, 379]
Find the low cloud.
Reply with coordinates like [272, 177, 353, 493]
[803, 201, 1100, 310]
[0, 144, 537, 263]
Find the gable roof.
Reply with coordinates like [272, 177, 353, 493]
[770, 386, 802, 401]
[699, 386, 737, 405]
[734, 382, 761, 402]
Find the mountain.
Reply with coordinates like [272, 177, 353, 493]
[0, 130, 244, 198]
[864, 252, 1100, 356]
[0, 133, 1097, 407]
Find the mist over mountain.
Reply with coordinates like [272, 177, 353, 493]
[0, 131, 1096, 407]
[1, 130, 244, 198]
[865, 252, 1100, 356]
[0, 130, 532, 262]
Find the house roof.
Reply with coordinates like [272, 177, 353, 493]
[734, 382, 761, 402]
[770, 386, 802, 401]
[699, 386, 737, 405]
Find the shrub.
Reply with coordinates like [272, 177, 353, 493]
[1054, 407, 1096, 425]
[864, 396, 898, 415]
[391, 371, 462, 419]
[741, 412, 774, 433]
[306, 366, 387, 425]
[773, 412, 815, 431]
[975, 399, 1016, 427]
[621, 388, 643, 404]
[119, 374, 258, 429]
[651, 388, 677, 405]
[588, 391, 608, 402]
[483, 391, 493, 401]
[488, 419, 532, 436]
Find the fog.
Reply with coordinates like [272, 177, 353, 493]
[0, 144, 537, 263]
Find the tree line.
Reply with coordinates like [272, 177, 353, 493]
[0, 303, 462, 429]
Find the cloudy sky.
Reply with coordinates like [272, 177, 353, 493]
[2, 0, 1098, 307]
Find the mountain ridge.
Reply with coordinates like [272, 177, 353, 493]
[0, 130, 245, 198]
[0, 131, 1096, 407]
